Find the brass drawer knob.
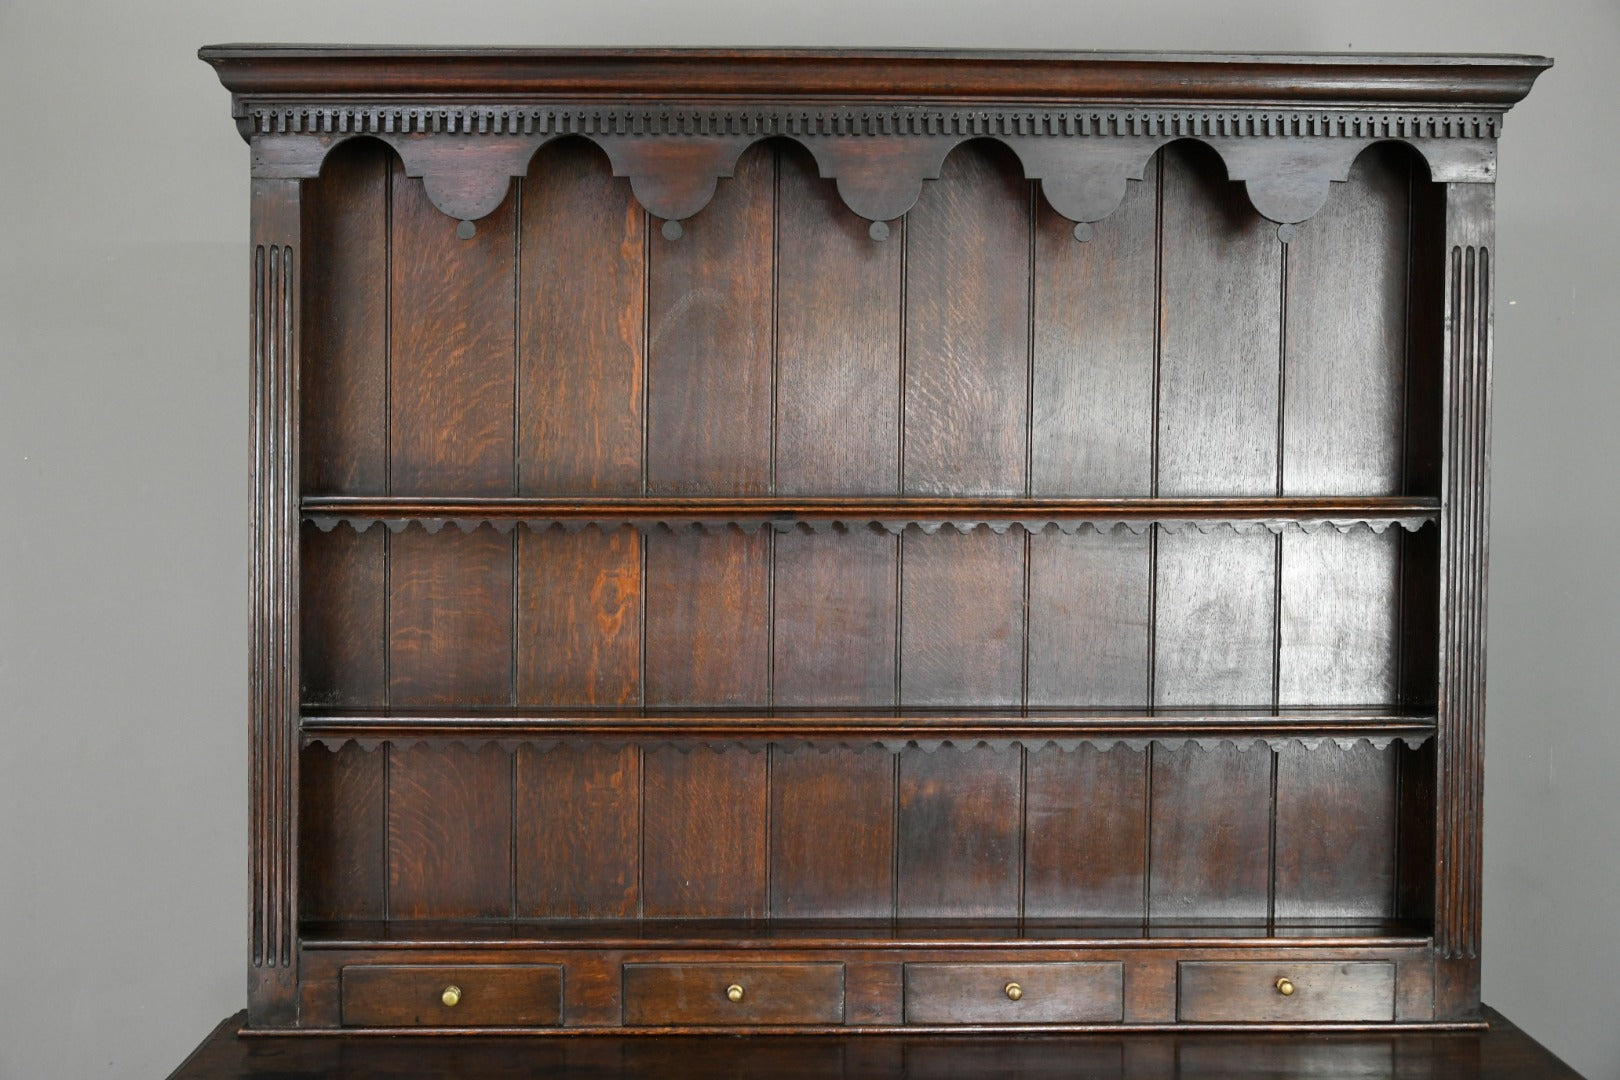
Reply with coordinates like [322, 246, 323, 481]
[726, 983, 745, 1003]
[1275, 977, 1295, 997]
[1004, 982, 1023, 1002]
[441, 985, 462, 1007]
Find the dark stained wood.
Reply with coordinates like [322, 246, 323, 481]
[641, 746, 767, 917]
[1154, 531, 1276, 707]
[516, 526, 641, 706]
[515, 744, 639, 918]
[1157, 141, 1281, 497]
[388, 526, 514, 707]
[298, 744, 385, 920]
[1027, 529, 1150, 707]
[643, 529, 769, 706]
[903, 962, 1123, 1024]
[341, 965, 562, 1027]
[300, 138, 388, 494]
[1149, 744, 1271, 920]
[896, 747, 1021, 918]
[1030, 158, 1157, 496]
[623, 963, 845, 1026]
[387, 744, 513, 919]
[774, 141, 902, 494]
[1178, 961, 1395, 1023]
[1024, 745, 1147, 919]
[900, 529, 1023, 707]
[770, 746, 894, 918]
[299, 524, 385, 706]
[902, 141, 1030, 496]
[1274, 743, 1398, 920]
[773, 528, 896, 706]
[388, 160, 516, 495]
[518, 138, 645, 496]
[1282, 144, 1413, 496]
[1279, 530, 1400, 706]
[645, 140, 774, 495]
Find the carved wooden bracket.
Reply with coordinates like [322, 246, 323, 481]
[242, 104, 1505, 227]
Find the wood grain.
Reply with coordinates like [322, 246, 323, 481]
[1024, 745, 1147, 919]
[387, 744, 513, 918]
[1177, 961, 1395, 1023]
[646, 141, 774, 494]
[641, 746, 768, 917]
[775, 141, 902, 494]
[770, 746, 894, 918]
[900, 529, 1023, 707]
[341, 965, 562, 1027]
[1154, 530, 1276, 707]
[298, 743, 385, 920]
[389, 160, 516, 495]
[897, 746, 1021, 918]
[903, 962, 1124, 1024]
[622, 963, 845, 1026]
[773, 528, 896, 706]
[1274, 743, 1398, 919]
[903, 141, 1030, 495]
[516, 526, 641, 705]
[389, 526, 514, 707]
[518, 138, 646, 495]
[515, 744, 639, 918]
[1279, 530, 1399, 706]
[1027, 529, 1150, 707]
[643, 529, 769, 706]
[299, 523, 385, 706]
[1149, 744, 1271, 920]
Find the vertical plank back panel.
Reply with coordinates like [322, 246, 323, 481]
[903, 141, 1031, 495]
[1274, 742, 1398, 919]
[300, 138, 389, 494]
[1149, 743, 1272, 920]
[515, 744, 640, 918]
[1028, 530, 1150, 707]
[642, 747, 767, 917]
[518, 139, 646, 496]
[643, 530, 769, 706]
[300, 523, 385, 707]
[1283, 144, 1412, 495]
[299, 744, 386, 920]
[897, 746, 1021, 918]
[1154, 531, 1276, 707]
[389, 526, 514, 707]
[516, 526, 642, 706]
[900, 529, 1024, 707]
[1025, 745, 1148, 919]
[646, 143, 774, 494]
[1280, 530, 1400, 706]
[388, 162, 516, 495]
[775, 143, 902, 494]
[771, 747, 894, 918]
[1031, 164, 1158, 496]
[773, 529, 897, 706]
[388, 744, 513, 918]
[1157, 142, 1281, 496]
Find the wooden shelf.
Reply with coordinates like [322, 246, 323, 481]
[300, 706, 1436, 751]
[301, 495, 1439, 535]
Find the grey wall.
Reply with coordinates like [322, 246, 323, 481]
[2, 2, 1614, 1076]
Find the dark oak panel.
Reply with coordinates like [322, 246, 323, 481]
[1149, 744, 1272, 920]
[1025, 745, 1147, 919]
[771, 746, 894, 918]
[1031, 162, 1157, 496]
[623, 963, 845, 1026]
[518, 139, 646, 496]
[300, 523, 385, 706]
[1178, 961, 1395, 1023]
[775, 143, 902, 494]
[300, 138, 388, 494]
[646, 142, 775, 494]
[897, 747, 1021, 918]
[900, 529, 1024, 707]
[516, 526, 641, 706]
[904, 962, 1124, 1024]
[387, 744, 513, 919]
[641, 747, 767, 918]
[341, 965, 562, 1027]
[298, 744, 385, 921]
[515, 744, 639, 918]
[388, 526, 514, 707]
[1279, 530, 1400, 706]
[773, 528, 897, 706]
[903, 141, 1031, 495]
[1154, 530, 1276, 707]
[643, 529, 769, 706]
[1028, 529, 1150, 707]
[1274, 743, 1399, 920]
[388, 162, 516, 495]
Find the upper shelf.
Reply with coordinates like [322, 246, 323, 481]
[301, 494, 1438, 535]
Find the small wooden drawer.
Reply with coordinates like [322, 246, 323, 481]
[622, 962, 845, 1026]
[340, 965, 563, 1028]
[903, 962, 1124, 1024]
[1177, 961, 1395, 1023]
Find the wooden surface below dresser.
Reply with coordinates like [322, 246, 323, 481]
[168, 1005, 1581, 1078]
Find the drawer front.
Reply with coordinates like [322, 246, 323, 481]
[1177, 961, 1395, 1023]
[341, 965, 563, 1028]
[904, 962, 1124, 1024]
[623, 963, 845, 1026]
